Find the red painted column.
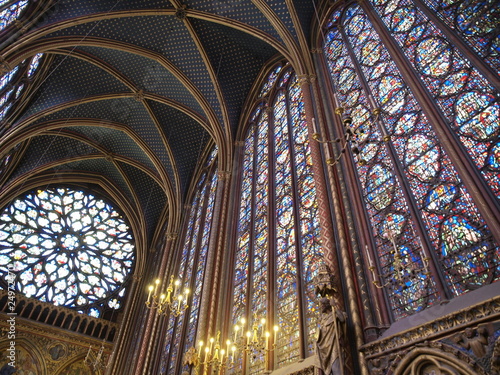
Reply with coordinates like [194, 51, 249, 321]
[132, 233, 177, 375]
[298, 74, 341, 289]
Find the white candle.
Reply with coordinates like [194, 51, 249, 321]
[273, 325, 279, 344]
[365, 245, 374, 268]
[204, 346, 210, 363]
[231, 346, 236, 364]
[147, 285, 153, 304]
[233, 325, 239, 342]
[209, 337, 214, 354]
[154, 279, 160, 296]
[240, 318, 246, 339]
[312, 117, 319, 134]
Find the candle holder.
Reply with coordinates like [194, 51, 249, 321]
[184, 313, 279, 374]
[232, 313, 279, 365]
[311, 110, 366, 166]
[145, 275, 190, 317]
[367, 231, 431, 289]
[83, 340, 108, 371]
[184, 332, 235, 375]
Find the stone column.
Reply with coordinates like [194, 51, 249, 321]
[131, 232, 177, 375]
[198, 170, 231, 343]
[298, 74, 341, 288]
[300, 73, 370, 374]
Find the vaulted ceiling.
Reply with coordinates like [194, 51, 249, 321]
[0, 0, 325, 252]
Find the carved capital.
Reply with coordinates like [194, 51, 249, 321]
[234, 140, 245, 147]
[167, 232, 178, 241]
[298, 74, 317, 85]
[297, 74, 310, 84]
[217, 170, 231, 180]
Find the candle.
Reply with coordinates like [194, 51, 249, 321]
[265, 331, 270, 350]
[233, 325, 239, 342]
[177, 294, 183, 310]
[240, 317, 246, 338]
[154, 279, 160, 296]
[312, 117, 319, 134]
[85, 346, 92, 362]
[231, 346, 236, 364]
[365, 245, 374, 268]
[273, 325, 279, 344]
[220, 349, 225, 364]
[147, 285, 153, 304]
[226, 339, 231, 357]
[96, 346, 103, 362]
[209, 337, 215, 354]
[204, 346, 210, 363]
[174, 279, 180, 295]
[246, 331, 251, 346]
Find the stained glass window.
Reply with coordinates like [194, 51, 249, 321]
[0, 53, 44, 124]
[369, 0, 500, 199]
[323, 2, 499, 320]
[231, 63, 322, 373]
[421, 0, 500, 75]
[159, 148, 218, 375]
[0, 0, 29, 32]
[0, 187, 135, 317]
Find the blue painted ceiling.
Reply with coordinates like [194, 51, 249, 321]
[1, 0, 317, 246]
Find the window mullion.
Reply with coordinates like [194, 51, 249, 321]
[266, 104, 277, 372]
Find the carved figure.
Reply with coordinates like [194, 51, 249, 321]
[455, 327, 488, 358]
[315, 297, 347, 375]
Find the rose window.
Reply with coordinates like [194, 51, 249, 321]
[0, 187, 135, 317]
